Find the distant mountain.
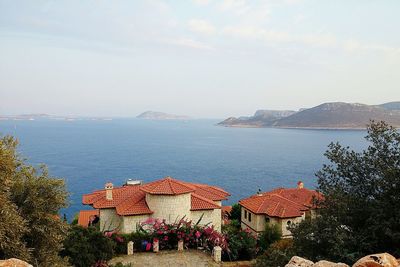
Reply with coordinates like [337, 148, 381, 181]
[218, 102, 400, 129]
[218, 110, 296, 127]
[137, 111, 190, 120]
[379, 101, 400, 111]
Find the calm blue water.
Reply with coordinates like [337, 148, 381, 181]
[0, 119, 367, 220]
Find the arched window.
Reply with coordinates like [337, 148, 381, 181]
[286, 220, 292, 229]
[265, 217, 270, 223]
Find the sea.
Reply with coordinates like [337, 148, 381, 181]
[0, 118, 367, 220]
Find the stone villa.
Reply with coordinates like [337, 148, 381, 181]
[82, 176, 230, 233]
[239, 181, 320, 237]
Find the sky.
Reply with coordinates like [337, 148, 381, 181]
[0, 0, 399, 118]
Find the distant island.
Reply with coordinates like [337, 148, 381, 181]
[218, 102, 400, 129]
[136, 111, 190, 120]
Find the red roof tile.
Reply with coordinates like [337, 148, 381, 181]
[83, 185, 153, 216]
[188, 183, 230, 201]
[82, 177, 229, 216]
[78, 209, 99, 227]
[191, 193, 221, 210]
[239, 187, 320, 218]
[222, 206, 232, 214]
[140, 176, 195, 195]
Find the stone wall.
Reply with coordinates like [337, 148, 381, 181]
[191, 209, 222, 232]
[280, 215, 305, 237]
[240, 208, 272, 233]
[146, 193, 192, 223]
[121, 214, 151, 233]
[240, 207, 304, 237]
[99, 208, 122, 232]
[214, 200, 222, 206]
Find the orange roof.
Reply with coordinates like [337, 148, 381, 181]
[82, 176, 229, 216]
[239, 187, 321, 218]
[141, 176, 195, 195]
[78, 209, 99, 227]
[191, 193, 221, 210]
[189, 183, 230, 201]
[222, 206, 232, 214]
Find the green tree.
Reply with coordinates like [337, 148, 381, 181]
[0, 135, 69, 266]
[229, 203, 241, 221]
[291, 121, 400, 263]
[258, 223, 282, 252]
[0, 136, 30, 261]
[61, 225, 114, 267]
[254, 239, 295, 267]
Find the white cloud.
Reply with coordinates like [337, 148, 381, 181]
[188, 19, 216, 35]
[222, 24, 400, 56]
[192, 0, 211, 5]
[342, 39, 400, 55]
[165, 37, 214, 50]
[223, 25, 336, 47]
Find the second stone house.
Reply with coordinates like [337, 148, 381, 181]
[82, 176, 230, 233]
[239, 181, 320, 237]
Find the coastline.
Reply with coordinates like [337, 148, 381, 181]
[216, 124, 370, 130]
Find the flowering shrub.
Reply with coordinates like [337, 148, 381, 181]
[202, 225, 229, 252]
[105, 216, 259, 261]
[105, 231, 127, 254]
[138, 217, 206, 250]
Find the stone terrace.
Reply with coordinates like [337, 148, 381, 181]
[108, 250, 254, 267]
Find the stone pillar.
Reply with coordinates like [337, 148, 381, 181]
[213, 246, 222, 263]
[153, 239, 159, 253]
[178, 239, 184, 251]
[127, 241, 134, 255]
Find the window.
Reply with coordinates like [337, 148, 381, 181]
[286, 220, 292, 229]
[244, 210, 247, 219]
[265, 217, 270, 223]
[248, 212, 252, 222]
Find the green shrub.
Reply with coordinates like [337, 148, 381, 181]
[229, 204, 241, 221]
[254, 239, 295, 267]
[226, 229, 257, 261]
[61, 225, 114, 267]
[258, 223, 282, 253]
[222, 219, 240, 234]
[71, 213, 79, 225]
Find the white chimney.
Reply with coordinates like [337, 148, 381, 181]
[297, 181, 304, 189]
[105, 182, 113, 200]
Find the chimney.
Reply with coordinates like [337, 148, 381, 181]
[256, 188, 263, 196]
[297, 181, 304, 189]
[105, 182, 113, 200]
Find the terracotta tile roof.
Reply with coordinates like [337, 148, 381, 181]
[239, 186, 320, 218]
[82, 176, 229, 216]
[78, 209, 99, 227]
[83, 185, 153, 216]
[191, 193, 221, 210]
[116, 191, 153, 215]
[140, 176, 195, 195]
[222, 206, 232, 214]
[188, 183, 230, 201]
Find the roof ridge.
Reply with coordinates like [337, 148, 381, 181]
[168, 178, 176, 194]
[270, 201, 280, 215]
[270, 192, 307, 207]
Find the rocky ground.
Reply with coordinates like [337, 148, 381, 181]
[285, 253, 400, 267]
